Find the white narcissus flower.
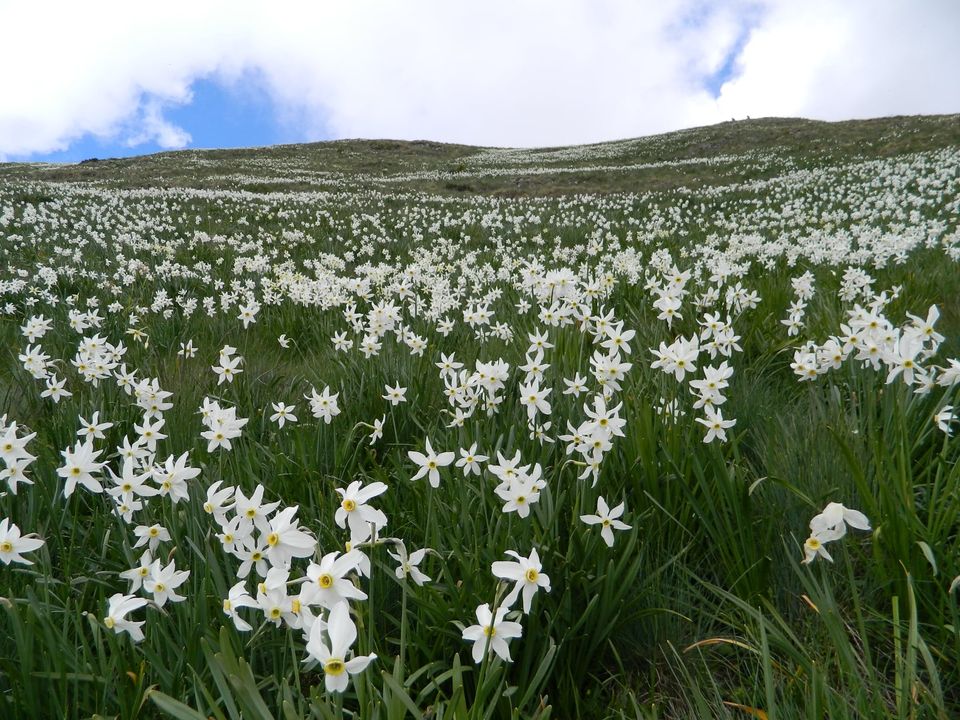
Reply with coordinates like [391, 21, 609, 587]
[264, 506, 316, 567]
[222, 581, 258, 632]
[132, 523, 171, 553]
[103, 593, 149, 642]
[212, 353, 243, 385]
[408, 437, 455, 488]
[382, 383, 408, 406]
[368, 415, 385, 445]
[387, 542, 432, 586]
[119, 551, 153, 592]
[153, 451, 200, 504]
[695, 406, 736, 443]
[0, 518, 45, 565]
[305, 601, 377, 693]
[270, 402, 298, 428]
[461, 603, 523, 663]
[57, 438, 106, 498]
[518, 380, 551, 420]
[302, 550, 368, 610]
[335, 481, 388, 544]
[234, 484, 280, 535]
[1, 422, 36, 466]
[107, 458, 157, 502]
[494, 472, 542, 519]
[809, 502, 871, 543]
[801, 501, 871, 565]
[491, 548, 551, 614]
[801, 535, 834, 565]
[237, 300, 260, 328]
[203, 480, 235, 524]
[456, 443, 489, 477]
[235, 536, 271, 579]
[256, 568, 300, 627]
[134, 416, 167, 452]
[934, 405, 955, 435]
[580, 496, 632, 547]
[305, 386, 341, 424]
[77, 411, 114, 440]
[143, 558, 190, 607]
[1, 455, 36, 495]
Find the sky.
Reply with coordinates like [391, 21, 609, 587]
[1, 0, 958, 162]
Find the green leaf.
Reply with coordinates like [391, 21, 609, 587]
[916, 541, 937, 576]
[148, 689, 208, 720]
[380, 668, 424, 719]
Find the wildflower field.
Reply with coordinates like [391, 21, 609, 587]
[1, 115, 960, 719]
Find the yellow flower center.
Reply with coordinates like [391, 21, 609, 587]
[324, 658, 346, 676]
[104, 617, 115, 629]
[0, 541, 12, 553]
[318, 573, 334, 589]
[266, 532, 279, 546]
[525, 568, 539, 583]
[270, 607, 282, 619]
[341, 499, 356, 512]
[483, 625, 496, 638]
[149, 527, 159, 537]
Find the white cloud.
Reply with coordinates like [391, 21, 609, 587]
[714, 0, 960, 121]
[123, 99, 192, 149]
[0, 0, 956, 158]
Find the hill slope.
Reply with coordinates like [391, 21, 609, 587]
[2, 114, 959, 196]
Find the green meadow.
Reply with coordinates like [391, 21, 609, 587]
[1, 114, 959, 719]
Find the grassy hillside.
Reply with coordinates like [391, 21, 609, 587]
[3, 114, 959, 195]
[0, 115, 959, 719]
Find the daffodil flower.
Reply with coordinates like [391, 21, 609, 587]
[304, 601, 376, 693]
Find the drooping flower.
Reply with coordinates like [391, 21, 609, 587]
[222, 581, 258, 632]
[103, 593, 149, 642]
